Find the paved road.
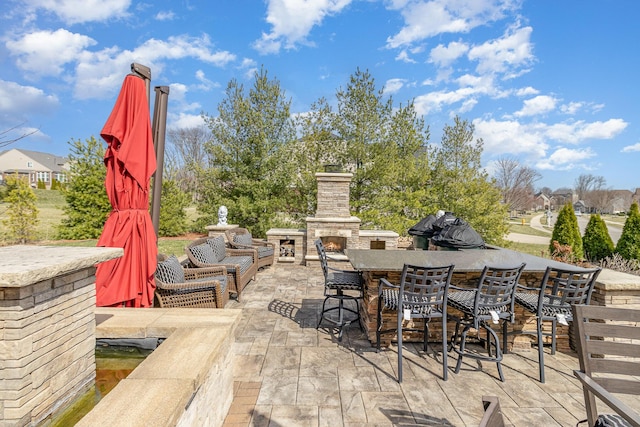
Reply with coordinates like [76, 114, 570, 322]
[506, 214, 622, 245]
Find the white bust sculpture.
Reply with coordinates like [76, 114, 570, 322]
[217, 205, 228, 226]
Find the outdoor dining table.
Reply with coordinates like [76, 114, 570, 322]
[344, 246, 587, 347]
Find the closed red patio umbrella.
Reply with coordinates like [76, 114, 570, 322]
[95, 74, 157, 307]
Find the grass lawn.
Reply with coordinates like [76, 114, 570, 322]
[50, 238, 193, 257]
[1, 189, 200, 255]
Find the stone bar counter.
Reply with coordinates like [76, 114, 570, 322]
[0, 245, 123, 426]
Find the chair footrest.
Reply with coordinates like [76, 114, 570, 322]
[451, 345, 503, 363]
[319, 306, 360, 326]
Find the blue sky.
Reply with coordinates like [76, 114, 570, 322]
[1, 0, 638, 191]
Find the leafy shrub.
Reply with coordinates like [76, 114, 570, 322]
[57, 137, 111, 239]
[2, 174, 39, 243]
[615, 201, 640, 261]
[582, 214, 614, 261]
[37, 180, 46, 189]
[158, 179, 190, 237]
[50, 177, 65, 190]
[549, 203, 583, 260]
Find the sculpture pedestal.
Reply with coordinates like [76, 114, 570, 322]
[205, 224, 239, 242]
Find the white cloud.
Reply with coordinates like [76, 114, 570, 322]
[23, 0, 131, 24]
[428, 41, 469, 67]
[194, 70, 218, 91]
[545, 119, 627, 144]
[168, 112, 206, 130]
[395, 50, 416, 63]
[386, 0, 517, 48]
[384, 78, 406, 94]
[155, 11, 175, 21]
[468, 25, 534, 77]
[560, 101, 583, 115]
[0, 79, 59, 117]
[73, 35, 236, 99]
[514, 95, 557, 117]
[622, 143, 640, 153]
[536, 147, 596, 171]
[515, 86, 538, 96]
[6, 28, 96, 77]
[253, 0, 353, 54]
[473, 118, 548, 158]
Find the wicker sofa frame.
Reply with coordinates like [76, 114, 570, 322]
[155, 254, 229, 308]
[225, 227, 275, 270]
[185, 237, 258, 301]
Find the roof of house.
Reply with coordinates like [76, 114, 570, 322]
[0, 148, 69, 173]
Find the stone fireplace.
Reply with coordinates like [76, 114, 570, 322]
[305, 172, 361, 261]
[267, 172, 399, 264]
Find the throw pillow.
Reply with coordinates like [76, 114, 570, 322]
[190, 242, 217, 265]
[206, 236, 227, 262]
[155, 255, 185, 283]
[234, 233, 253, 246]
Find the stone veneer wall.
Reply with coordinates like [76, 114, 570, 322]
[315, 173, 351, 218]
[266, 229, 306, 265]
[0, 246, 122, 426]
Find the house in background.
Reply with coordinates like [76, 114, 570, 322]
[608, 189, 633, 214]
[0, 148, 69, 189]
[532, 192, 551, 211]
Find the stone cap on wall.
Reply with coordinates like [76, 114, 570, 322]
[596, 268, 640, 291]
[0, 245, 123, 287]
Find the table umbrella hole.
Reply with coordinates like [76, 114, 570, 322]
[49, 338, 159, 426]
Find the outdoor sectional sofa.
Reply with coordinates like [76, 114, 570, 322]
[186, 236, 257, 301]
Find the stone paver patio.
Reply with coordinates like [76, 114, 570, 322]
[221, 263, 605, 427]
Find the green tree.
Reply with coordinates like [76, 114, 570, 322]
[158, 179, 190, 237]
[362, 100, 433, 234]
[58, 137, 111, 239]
[291, 97, 337, 221]
[293, 70, 433, 235]
[582, 213, 614, 261]
[549, 202, 583, 260]
[430, 117, 508, 245]
[2, 173, 39, 243]
[332, 68, 393, 216]
[616, 202, 640, 260]
[200, 66, 296, 236]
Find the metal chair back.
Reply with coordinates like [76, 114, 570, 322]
[473, 263, 526, 324]
[398, 263, 454, 320]
[537, 267, 601, 319]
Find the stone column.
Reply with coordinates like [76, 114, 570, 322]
[0, 245, 122, 426]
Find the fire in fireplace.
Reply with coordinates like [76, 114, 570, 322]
[320, 236, 347, 254]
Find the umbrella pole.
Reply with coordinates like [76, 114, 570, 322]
[150, 86, 170, 237]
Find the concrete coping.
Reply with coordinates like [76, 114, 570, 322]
[266, 228, 306, 236]
[0, 245, 123, 287]
[77, 307, 242, 427]
[305, 216, 362, 223]
[596, 268, 640, 291]
[359, 230, 400, 237]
